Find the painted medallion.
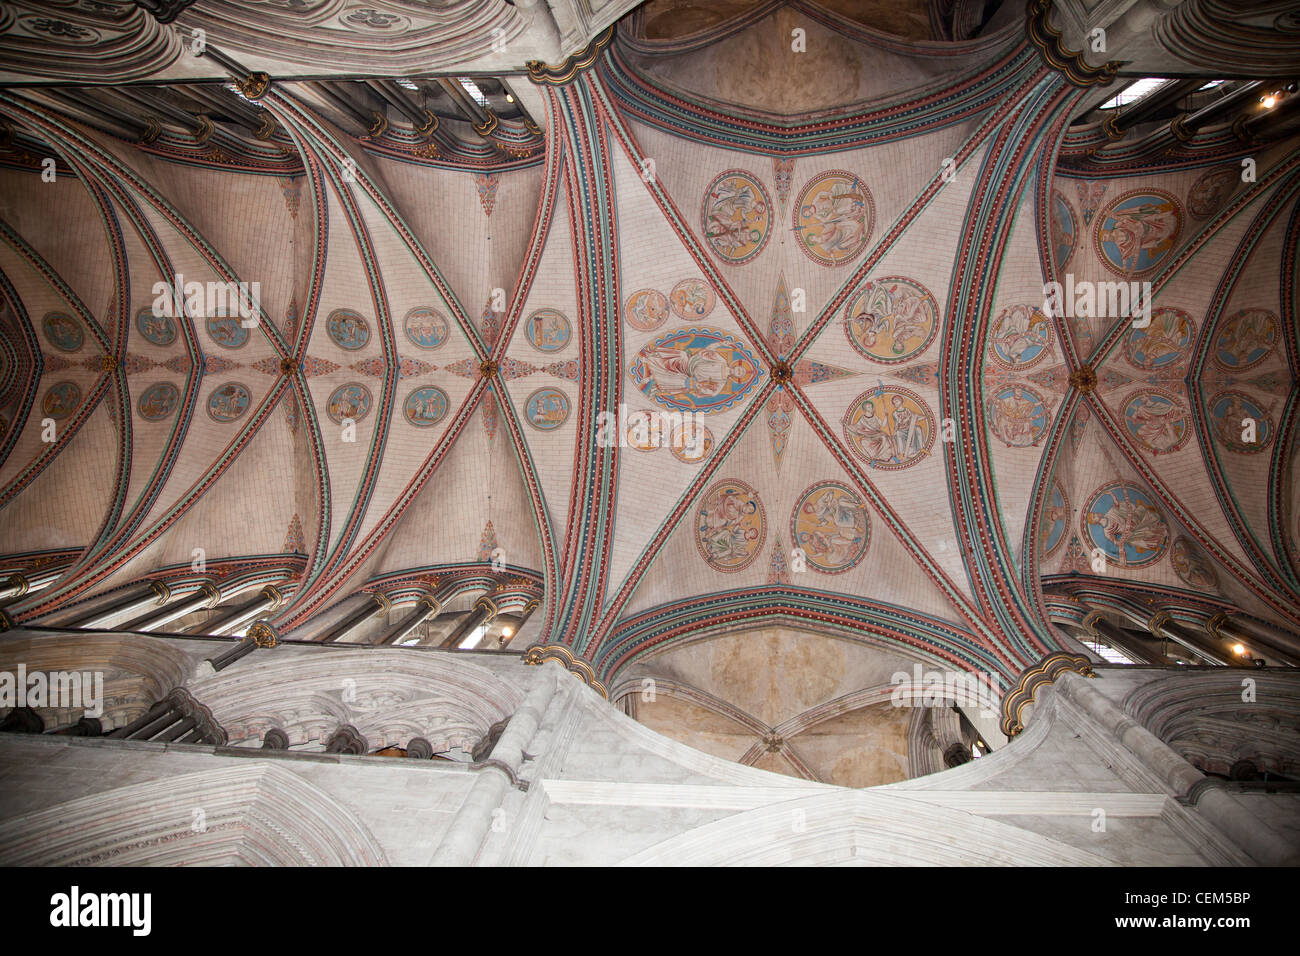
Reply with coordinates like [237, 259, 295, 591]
[695, 479, 765, 572]
[628, 327, 763, 415]
[791, 481, 870, 574]
[669, 279, 716, 321]
[1123, 307, 1193, 371]
[1212, 308, 1277, 371]
[987, 384, 1050, 447]
[843, 276, 938, 364]
[326, 309, 371, 351]
[326, 383, 372, 424]
[42, 381, 81, 420]
[625, 409, 663, 451]
[135, 307, 177, 347]
[1187, 166, 1237, 219]
[137, 382, 179, 421]
[206, 315, 249, 350]
[1172, 536, 1218, 590]
[524, 309, 571, 353]
[1208, 390, 1273, 453]
[1082, 482, 1170, 568]
[989, 304, 1053, 370]
[1094, 190, 1183, 277]
[701, 169, 772, 264]
[42, 312, 83, 352]
[669, 420, 713, 464]
[1122, 388, 1189, 455]
[524, 387, 570, 430]
[624, 289, 669, 332]
[403, 307, 449, 351]
[793, 170, 874, 267]
[1050, 190, 1077, 271]
[842, 385, 935, 470]
[207, 382, 251, 423]
[1040, 479, 1069, 557]
[404, 386, 448, 427]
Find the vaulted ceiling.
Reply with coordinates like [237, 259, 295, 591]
[0, 0, 1297, 703]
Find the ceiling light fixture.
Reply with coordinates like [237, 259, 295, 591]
[1232, 643, 1246, 655]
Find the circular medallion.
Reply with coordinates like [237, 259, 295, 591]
[1123, 307, 1193, 371]
[1094, 189, 1182, 277]
[403, 307, 449, 351]
[206, 382, 251, 423]
[1211, 308, 1277, 371]
[669, 279, 716, 321]
[1122, 387, 1189, 455]
[41, 312, 83, 352]
[1050, 190, 1077, 272]
[628, 327, 763, 415]
[843, 276, 938, 364]
[524, 387, 570, 430]
[1040, 478, 1069, 557]
[1208, 390, 1273, 453]
[205, 315, 249, 350]
[326, 309, 371, 351]
[1187, 166, 1237, 219]
[987, 383, 1050, 447]
[1081, 481, 1170, 568]
[135, 307, 177, 347]
[695, 479, 766, 572]
[625, 409, 662, 451]
[669, 420, 713, 464]
[624, 289, 669, 332]
[403, 386, 448, 427]
[989, 304, 1053, 370]
[793, 170, 874, 267]
[137, 382, 179, 422]
[524, 308, 571, 353]
[841, 386, 935, 470]
[42, 381, 81, 420]
[791, 481, 870, 574]
[1172, 536, 1218, 590]
[701, 169, 772, 264]
[326, 383, 372, 425]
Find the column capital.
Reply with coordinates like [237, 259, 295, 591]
[247, 620, 279, 648]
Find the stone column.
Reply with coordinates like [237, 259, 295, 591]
[428, 666, 558, 865]
[1206, 612, 1300, 666]
[498, 598, 540, 649]
[1080, 608, 1166, 665]
[62, 581, 171, 629]
[192, 584, 287, 637]
[1147, 611, 1242, 667]
[0, 564, 66, 605]
[313, 592, 391, 643]
[440, 595, 498, 649]
[206, 620, 279, 672]
[374, 592, 442, 646]
[122, 580, 221, 632]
